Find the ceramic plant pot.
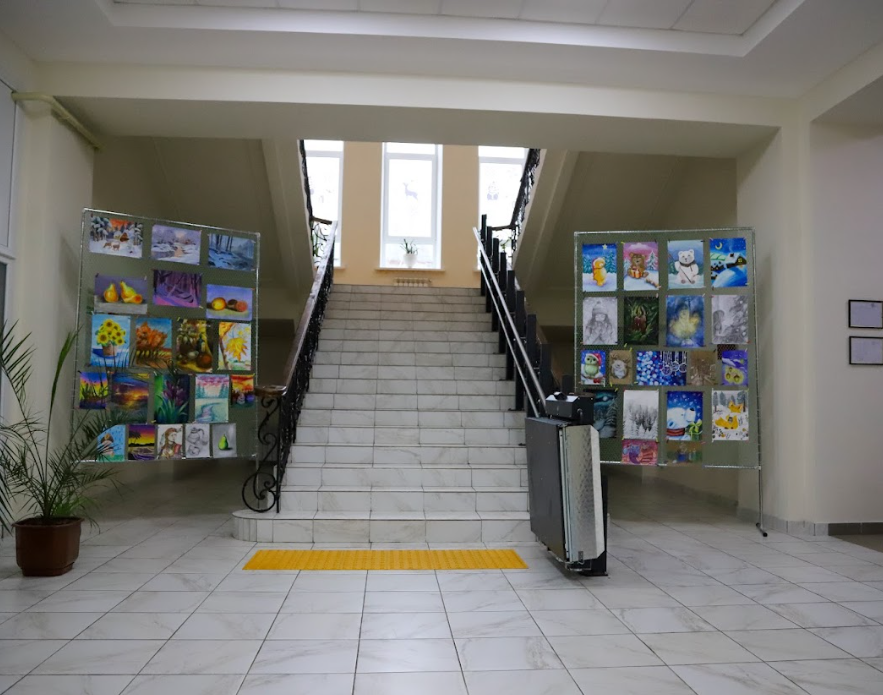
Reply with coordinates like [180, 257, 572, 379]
[14, 517, 82, 576]
[404, 252, 417, 268]
[102, 344, 118, 357]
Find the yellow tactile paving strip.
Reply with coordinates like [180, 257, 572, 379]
[243, 549, 528, 571]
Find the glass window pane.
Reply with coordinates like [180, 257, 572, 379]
[387, 158, 433, 239]
[304, 139, 343, 153]
[386, 142, 437, 155]
[479, 146, 526, 160]
[306, 155, 341, 222]
[480, 161, 523, 228]
[383, 241, 436, 268]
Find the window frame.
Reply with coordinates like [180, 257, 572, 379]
[303, 140, 344, 267]
[380, 143, 442, 269]
[478, 146, 527, 230]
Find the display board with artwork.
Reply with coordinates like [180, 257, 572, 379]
[574, 229, 759, 470]
[75, 210, 259, 462]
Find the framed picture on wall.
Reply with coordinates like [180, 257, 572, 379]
[848, 300, 883, 329]
[849, 336, 883, 365]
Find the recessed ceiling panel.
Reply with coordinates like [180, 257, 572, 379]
[599, 0, 693, 30]
[440, 0, 523, 20]
[675, 0, 776, 35]
[521, 0, 608, 25]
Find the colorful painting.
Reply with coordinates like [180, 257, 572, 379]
[623, 297, 659, 345]
[110, 372, 150, 421]
[151, 225, 201, 265]
[622, 440, 658, 465]
[90, 314, 131, 369]
[206, 284, 253, 321]
[667, 239, 704, 289]
[89, 215, 143, 258]
[580, 350, 606, 386]
[593, 389, 618, 439]
[608, 349, 633, 386]
[212, 423, 237, 458]
[185, 423, 211, 458]
[78, 372, 108, 410]
[635, 351, 687, 386]
[153, 373, 190, 424]
[94, 274, 147, 315]
[721, 349, 749, 387]
[153, 270, 202, 309]
[582, 297, 617, 345]
[96, 425, 126, 462]
[156, 424, 184, 460]
[622, 389, 658, 440]
[666, 295, 705, 348]
[581, 243, 617, 292]
[195, 374, 230, 423]
[666, 391, 703, 442]
[176, 319, 214, 373]
[688, 350, 717, 387]
[218, 322, 252, 371]
[231, 374, 255, 408]
[666, 442, 703, 466]
[128, 424, 156, 461]
[132, 318, 173, 369]
[712, 389, 749, 441]
[710, 237, 748, 288]
[712, 295, 749, 344]
[208, 234, 256, 271]
[622, 241, 660, 291]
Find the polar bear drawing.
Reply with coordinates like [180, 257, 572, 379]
[674, 248, 700, 285]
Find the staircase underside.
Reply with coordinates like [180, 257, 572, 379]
[235, 284, 534, 545]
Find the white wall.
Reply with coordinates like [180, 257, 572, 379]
[808, 123, 883, 523]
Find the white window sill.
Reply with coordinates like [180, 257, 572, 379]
[375, 266, 445, 273]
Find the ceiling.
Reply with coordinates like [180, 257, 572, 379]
[3, 0, 883, 101]
[113, 0, 778, 36]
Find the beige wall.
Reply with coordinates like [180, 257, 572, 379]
[336, 141, 480, 288]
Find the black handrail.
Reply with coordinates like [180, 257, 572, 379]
[241, 228, 336, 513]
[476, 214, 560, 416]
[487, 148, 541, 259]
[299, 139, 337, 262]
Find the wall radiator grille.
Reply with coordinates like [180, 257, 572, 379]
[394, 277, 432, 287]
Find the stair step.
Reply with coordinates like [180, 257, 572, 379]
[292, 444, 527, 466]
[284, 464, 526, 489]
[314, 352, 507, 368]
[311, 365, 508, 381]
[318, 341, 498, 355]
[296, 426, 523, 447]
[298, 409, 523, 429]
[306, 379, 514, 397]
[302, 394, 514, 411]
[279, 486, 528, 514]
[233, 509, 534, 544]
[323, 319, 492, 331]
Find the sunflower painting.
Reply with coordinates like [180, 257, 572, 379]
[217, 322, 251, 371]
[90, 314, 130, 368]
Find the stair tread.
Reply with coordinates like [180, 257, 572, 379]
[282, 485, 527, 493]
[234, 509, 530, 521]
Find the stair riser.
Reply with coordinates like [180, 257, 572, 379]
[235, 516, 535, 544]
[280, 490, 528, 514]
[292, 444, 526, 466]
[302, 394, 515, 411]
[296, 427, 523, 447]
[298, 410, 524, 429]
[314, 352, 507, 368]
[312, 366, 508, 381]
[319, 340, 498, 354]
[307, 379, 515, 397]
[324, 319, 492, 331]
[284, 466, 524, 489]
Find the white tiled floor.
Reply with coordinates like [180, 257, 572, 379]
[2, 465, 883, 694]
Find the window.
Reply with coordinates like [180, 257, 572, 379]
[303, 140, 343, 265]
[381, 143, 442, 269]
[479, 146, 527, 229]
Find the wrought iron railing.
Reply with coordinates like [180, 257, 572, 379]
[487, 148, 541, 260]
[300, 140, 337, 263]
[476, 215, 563, 416]
[242, 231, 335, 513]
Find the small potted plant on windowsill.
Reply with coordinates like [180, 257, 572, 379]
[401, 239, 418, 268]
[0, 326, 121, 577]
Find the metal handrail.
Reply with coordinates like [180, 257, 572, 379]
[473, 225, 545, 418]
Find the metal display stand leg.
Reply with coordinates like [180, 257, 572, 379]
[756, 466, 768, 538]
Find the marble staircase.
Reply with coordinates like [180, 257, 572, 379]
[234, 284, 533, 544]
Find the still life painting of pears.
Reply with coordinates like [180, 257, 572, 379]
[94, 274, 148, 315]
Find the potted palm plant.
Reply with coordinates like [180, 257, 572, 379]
[401, 239, 418, 268]
[0, 326, 120, 576]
